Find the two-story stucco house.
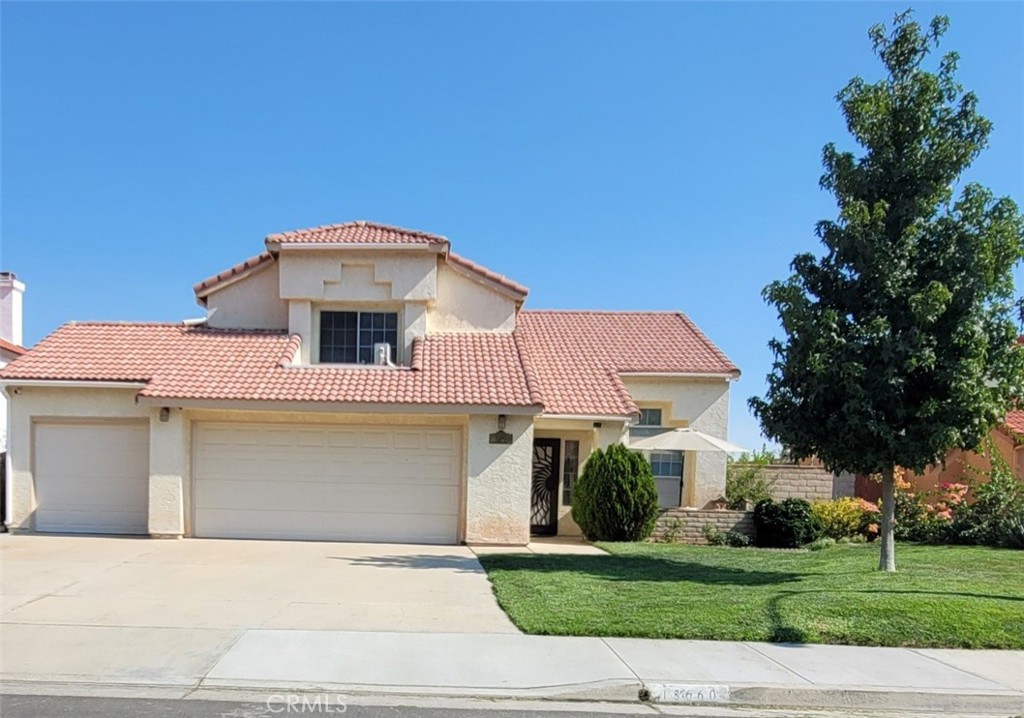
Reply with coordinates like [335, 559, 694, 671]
[0, 221, 739, 545]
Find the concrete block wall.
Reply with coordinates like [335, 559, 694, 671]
[745, 464, 856, 502]
[651, 509, 754, 545]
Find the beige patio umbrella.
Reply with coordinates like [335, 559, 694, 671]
[628, 428, 749, 454]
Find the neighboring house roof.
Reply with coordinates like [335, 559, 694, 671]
[1004, 410, 1024, 438]
[266, 220, 449, 248]
[0, 323, 541, 409]
[515, 311, 739, 417]
[0, 338, 26, 357]
[193, 251, 275, 298]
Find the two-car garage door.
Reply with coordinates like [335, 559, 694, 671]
[192, 423, 461, 544]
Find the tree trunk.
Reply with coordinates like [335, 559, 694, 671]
[878, 465, 897, 572]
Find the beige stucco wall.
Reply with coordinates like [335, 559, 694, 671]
[278, 250, 438, 304]
[427, 263, 517, 334]
[278, 250, 440, 364]
[4, 386, 150, 530]
[204, 263, 288, 330]
[465, 414, 533, 545]
[622, 377, 731, 509]
[148, 407, 188, 537]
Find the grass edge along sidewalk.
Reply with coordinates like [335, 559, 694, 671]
[478, 542, 1024, 648]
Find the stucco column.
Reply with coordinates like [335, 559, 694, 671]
[5, 391, 34, 530]
[288, 300, 312, 364]
[692, 386, 730, 509]
[464, 414, 533, 545]
[148, 408, 187, 537]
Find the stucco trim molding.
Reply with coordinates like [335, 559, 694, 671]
[619, 371, 740, 380]
[269, 242, 445, 253]
[135, 395, 544, 416]
[0, 380, 149, 390]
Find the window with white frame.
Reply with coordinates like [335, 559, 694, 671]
[562, 440, 580, 505]
[319, 311, 399, 364]
[630, 407, 684, 509]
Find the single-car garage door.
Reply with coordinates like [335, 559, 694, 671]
[34, 421, 150, 534]
[192, 423, 462, 544]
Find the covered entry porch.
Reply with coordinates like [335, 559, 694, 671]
[528, 414, 700, 538]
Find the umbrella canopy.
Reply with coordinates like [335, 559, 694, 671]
[628, 428, 749, 454]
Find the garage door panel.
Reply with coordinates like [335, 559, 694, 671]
[193, 423, 461, 544]
[34, 422, 149, 535]
[196, 478, 458, 514]
[196, 509, 455, 543]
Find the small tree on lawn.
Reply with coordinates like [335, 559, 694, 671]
[750, 11, 1024, 572]
[572, 443, 659, 542]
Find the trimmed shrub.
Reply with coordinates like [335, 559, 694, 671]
[753, 498, 821, 548]
[812, 497, 872, 540]
[571, 443, 659, 542]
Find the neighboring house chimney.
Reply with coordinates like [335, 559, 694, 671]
[0, 272, 25, 347]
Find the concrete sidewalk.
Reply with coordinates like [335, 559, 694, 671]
[2, 627, 1022, 714]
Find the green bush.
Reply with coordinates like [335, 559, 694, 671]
[806, 536, 837, 551]
[955, 463, 1024, 549]
[753, 498, 822, 548]
[571, 443, 659, 542]
[812, 497, 879, 540]
[724, 530, 753, 547]
[703, 524, 752, 548]
[725, 448, 779, 510]
[702, 524, 726, 546]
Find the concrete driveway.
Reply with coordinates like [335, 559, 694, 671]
[0, 534, 517, 633]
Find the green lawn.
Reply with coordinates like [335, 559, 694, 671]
[478, 543, 1024, 648]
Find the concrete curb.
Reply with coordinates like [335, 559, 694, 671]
[3, 676, 1022, 715]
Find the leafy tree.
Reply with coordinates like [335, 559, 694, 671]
[750, 12, 1024, 571]
[572, 443, 659, 541]
[726, 447, 779, 509]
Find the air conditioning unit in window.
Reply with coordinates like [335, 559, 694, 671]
[373, 342, 393, 366]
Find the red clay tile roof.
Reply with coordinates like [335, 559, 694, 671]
[515, 311, 739, 416]
[446, 252, 528, 300]
[0, 323, 541, 408]
[1004, 410, 1024, 437]
[0, 338, 26, 357]
[193, 251, 274, 297]
[266, 220, 448, 247]
[0, 311, 738, 417]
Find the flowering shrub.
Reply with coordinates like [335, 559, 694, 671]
[877, 452, 1024, 549]
[812, 498, 865, 539]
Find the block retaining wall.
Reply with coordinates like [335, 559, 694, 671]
[651, 509, 754, 545]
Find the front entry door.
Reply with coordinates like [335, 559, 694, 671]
[531, 438, 560, 535]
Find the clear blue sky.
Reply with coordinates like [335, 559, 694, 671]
[2, 2, 1021, 450]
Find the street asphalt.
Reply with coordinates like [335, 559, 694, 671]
[0, 693, 994, 718]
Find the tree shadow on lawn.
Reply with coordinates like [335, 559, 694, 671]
[478, 553, 801, 587]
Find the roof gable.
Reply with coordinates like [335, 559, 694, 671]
[266, 220, 449, 248]
[515, 311, 739, 417]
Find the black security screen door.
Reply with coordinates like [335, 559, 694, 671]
[531, 438, 560, 535]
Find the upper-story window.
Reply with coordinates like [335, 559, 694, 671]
[630, 408, 666, 438]
[630, 407, 683, 509]
[319, 311, 398, 364]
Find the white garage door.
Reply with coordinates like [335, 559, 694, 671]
[34, 421, 149, 534]
[192, 423, 462, 544]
